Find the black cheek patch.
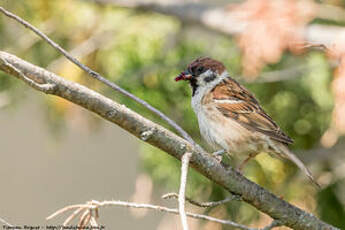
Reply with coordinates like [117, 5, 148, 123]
[190, 78, 198, 96]
[204, 73, 216, 83]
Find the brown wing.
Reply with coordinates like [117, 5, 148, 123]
[211, 78, 293, 145]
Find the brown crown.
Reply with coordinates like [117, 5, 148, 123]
[187, 57, 226, 75]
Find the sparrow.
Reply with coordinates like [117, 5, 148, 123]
[175, 57, 319, 188]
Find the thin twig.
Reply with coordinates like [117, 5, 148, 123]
[62, 207, 84, 227]
[0, 217, 13, 227]
[0, 6, 199, 149]
[0, 217, 20, 230]
[179, 152, 192, 230]
[89, 216, 99, 228]
[47, 200, 256, 230]
[47, 29, 117, 72]
[46, 204, 93, 220]
[162, 192, 241, 208]
[78, 210, 91, 230]
[299, 43, 329, 51]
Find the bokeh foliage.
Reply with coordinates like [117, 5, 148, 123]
[0, 0, 344, 228]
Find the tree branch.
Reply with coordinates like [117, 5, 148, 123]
[46, 200, 255, 230]
[0, 6, 199, 149]
[0, 51, 339, 230]
[0, 217, 13, 227]
[0, 216, 20, 230]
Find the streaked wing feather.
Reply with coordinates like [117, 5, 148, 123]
[212, 78, 293, 145]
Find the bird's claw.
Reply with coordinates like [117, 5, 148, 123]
[212, 149, 226, 156]
[212, 149, 226, 162]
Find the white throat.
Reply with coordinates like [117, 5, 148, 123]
[191, 71, 229, 113]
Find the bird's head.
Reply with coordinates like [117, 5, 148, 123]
[175, 57, 226, 94]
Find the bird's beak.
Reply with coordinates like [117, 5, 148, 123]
[175, 70, 192, 82]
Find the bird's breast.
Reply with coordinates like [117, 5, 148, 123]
[193, 102, 265, 155]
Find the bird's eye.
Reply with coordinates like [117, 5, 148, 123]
[196, 66, 205, 75]
[188, 66, 193, 75]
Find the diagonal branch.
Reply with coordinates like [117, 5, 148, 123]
[0, 6, 199, 149]
[46, 200, 255, 230]
[0, 51, 338, 230]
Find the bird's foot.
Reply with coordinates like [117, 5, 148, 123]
[236, 159, 251, 174]
[212, 149, 226, 156]
[236, 164, 245, 174]
[212, 149, 226, 162]
[236, 152, 258, 174]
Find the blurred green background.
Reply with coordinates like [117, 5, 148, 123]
[0, 0, 344, 229]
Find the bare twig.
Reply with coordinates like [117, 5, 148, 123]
[89, 216, 99, 228]
[162, 192, 240, 208]
[0, 6, 199, 149]
[299, 43, 329, 51]
[47, 200, 255, 230]
[0, 217, 13, 227]
[62, 207, 84, 227]
[78, 209, 91, 230]
[47, 29, 117, 72]
[0, 217, 20, 230]
[179, 152, 192, 230]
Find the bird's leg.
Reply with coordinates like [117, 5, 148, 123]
[212, 149, 226, 157]
[237, 152, 258, 173]
[212, 149, 226, 162]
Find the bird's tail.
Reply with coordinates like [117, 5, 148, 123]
[278, 144, 320, 189]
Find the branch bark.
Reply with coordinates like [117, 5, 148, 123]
[0, 51, 339, 230]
